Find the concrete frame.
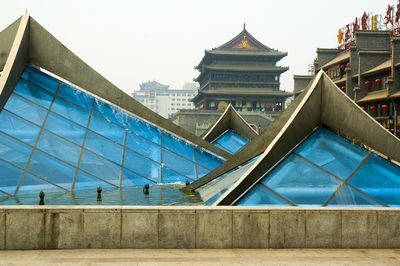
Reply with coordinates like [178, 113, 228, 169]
[201, 104, 258, 143]
[183, 78, 313, 192]
[213, 70, 400, 205]
[0, 13, 231, 159]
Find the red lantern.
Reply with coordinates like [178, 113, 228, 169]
[341, 86, 346, 91]
[361, 106, 366, 111]
[382, 104, 388, 109]
[325, 70, 329, 74]
[370, 106, 377, 110]
[346, 62, 350, 67]
[376, 78, 381, 83]
[340, 65, 345, 70]
[365, 81, 371, 85]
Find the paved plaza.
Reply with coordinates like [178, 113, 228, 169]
[0, 249, 399, 265]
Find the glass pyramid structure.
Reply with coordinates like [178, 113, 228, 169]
[0, 66, 224, 197]
[235, 128, 400, 207]
[212, 130, 248, 154]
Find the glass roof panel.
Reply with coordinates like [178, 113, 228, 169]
[18, 172, 65, 194]
[14, 79, 54, 108]
[57, 83, 94, 110]
[37, 130, 81, 166]
[84, 131, 124, 165]
[0, 110, 41, 145]
[21, 66, 59, 93]
[261, 154, 342, 205]
[233, 128, 394, 207]
[327, 184, 382, 206]
[126, 131, 161, 162]
[73, 170, 115, 191]
[348, 154, 400, 206]
[236, 184, 291, 206]
[4, 93, 48, 126]
[162, 132, 195, 161]
[44, 112, 86, 146]
[93, 100, 127, 127]
[295, 128, 368, 179]
[27, 149, 75, 189]
[79, 149, 121, 186]
[51, 96, 90, 126]
[0, 160, 23, 194]
[0, 131, 32, 168]
[0, 66, 224, 197]
[162, 148, 196, 180]
[212, 130, 248, 154]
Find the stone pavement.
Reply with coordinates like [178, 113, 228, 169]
[0, 249, 399, 265]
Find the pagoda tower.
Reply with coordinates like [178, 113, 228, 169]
[192, 25, 291, 112]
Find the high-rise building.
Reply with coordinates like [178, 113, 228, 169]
[132, 81, 198, 118]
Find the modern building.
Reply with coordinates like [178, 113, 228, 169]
[131, 81, 197, 118]
[295, 30, 400, 137]
[192, 25, 292, 112]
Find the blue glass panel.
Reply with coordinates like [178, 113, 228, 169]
[128, 117, 161, 144]
[79, 149, 120, 186]
[162, 167, 188, 183]
[57, 84, 94, 110]
[0, 132, 32, 167]
[214, 143, 230, 153]
[327, 185, 382, 206]
[162, 132, 194, 161]
[197, 165, 210, 179]
[27, 150, 74, 189]
[0, 110, 41, 145]
[126, 131, 161, 162]
[124, 149, 161, 183]
[262, 154, 342, 205]
[73, 170, 115, 191]
[89, 114, 125, 144]
[162, 148, 196, 180]
[0, 160, 23, 194]
[195, 149, 223, 170]
[14, 79, 54, 108]
[236, 184, 290, 206]
[4, 93, 47, 125]
[213, 130, 248, 153]
[22, 66, 59, 93]
[348, 154, 400, 206]
[93, 101, 127, 127]
[17, 172, 65, 194]
[37, 130, 81, 166]
[84, 131, 123, 164]
[295, 128, 368, 179]
[122, 168, 155, 187]
[44, 112, 86, 145]
[51, 97, 90, 126]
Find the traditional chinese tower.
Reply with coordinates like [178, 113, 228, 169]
[192, 25, 291, 112]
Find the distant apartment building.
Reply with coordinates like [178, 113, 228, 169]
[132, 81, 198, 118]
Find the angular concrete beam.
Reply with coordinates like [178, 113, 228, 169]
[213, 71, 324, 205]
[0, 12, 29, 110]
[202, 104, 258, 142]
[182, 81, 313, 192]
[0, 17, 21, 71]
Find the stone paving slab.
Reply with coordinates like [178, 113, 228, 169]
[0, 249, 399, 265]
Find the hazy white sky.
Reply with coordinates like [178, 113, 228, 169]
[0, 0, 393, 94]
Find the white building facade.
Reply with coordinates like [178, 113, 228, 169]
[132, 81, 198, 118]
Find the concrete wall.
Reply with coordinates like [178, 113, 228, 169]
[0, 206, 399, 249]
